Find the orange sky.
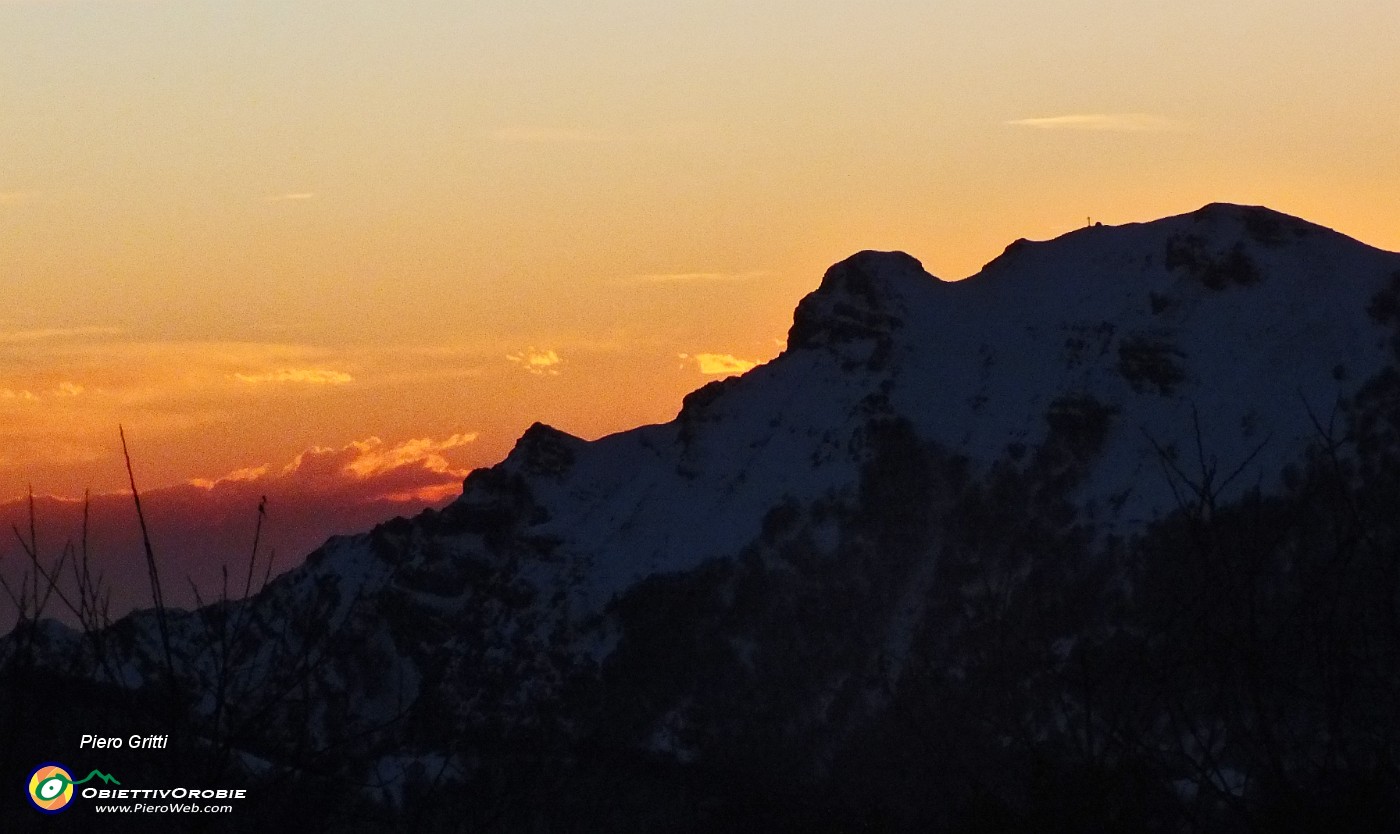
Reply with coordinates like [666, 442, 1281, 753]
[3, 0, 1398, 512]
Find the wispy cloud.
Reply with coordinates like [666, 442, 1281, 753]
[680, 353, 758, 376]
[232, 368, 353, 385]
[193, 431, 480, 502]
[0, 381, 84, 402]
[188, 465, 267, 488]
[631, 270, 776, 285]
[507, 348, 562, 376]
[340, 433, 479, 479]
[267, 192, 315, 202]
[1005, 113, 1183, 133]
[0, 326, 123, 344]
[491, 127, 613, 145]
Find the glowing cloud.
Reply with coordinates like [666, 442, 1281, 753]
[2, 431, 482, 624]
[681, 353, 758, 375]
[267, 192, 316, 202]
[232, 368, 354, 385]
[0, 326, 124, 343]
[0, 381, 83, 401]
[340, 433, 479, 479]
[507, 348, 562, 376]
[1005, 114, 1183, 132]
[188, 465, 268, 489]
[196, 431, 481, 503]
[631, 270, 775, 284]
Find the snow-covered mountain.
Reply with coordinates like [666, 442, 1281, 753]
[6, 203, 1400, 832]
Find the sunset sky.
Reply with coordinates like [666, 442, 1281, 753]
[2, 1, 1398, 615]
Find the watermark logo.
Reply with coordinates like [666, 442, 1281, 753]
[26, 762, 120, 814]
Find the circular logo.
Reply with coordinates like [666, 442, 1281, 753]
[27, 763, 75, 814]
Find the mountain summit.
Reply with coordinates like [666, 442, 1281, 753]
[6, 204, 1400, 831]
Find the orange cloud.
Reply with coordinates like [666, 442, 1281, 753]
[0, 381, 86, 402]
[0, 326, 124, 343]
[341, 433, 478, 478]
[232, 368, 354, 385]
[507, 348, 562, 376]
[188, 465, 267, 489]
[631, 270, 775, 284]
[199, 431, 480, 503]
[681, 352, 758, 375]
[1005, 114, 1183, 132]
[2, 432, 482, 627]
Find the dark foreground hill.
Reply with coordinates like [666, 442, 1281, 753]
[6, 204, 1400, 832]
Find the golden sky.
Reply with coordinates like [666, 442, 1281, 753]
[3, 0, 1398, 506]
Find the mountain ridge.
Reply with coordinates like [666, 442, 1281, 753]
[5, 203, 1400, 831]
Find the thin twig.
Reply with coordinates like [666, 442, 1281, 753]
[243, 496, 266, 602]
[119, 425, 178, 703]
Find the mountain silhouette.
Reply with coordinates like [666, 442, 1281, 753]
[6, 203, 1400, 832]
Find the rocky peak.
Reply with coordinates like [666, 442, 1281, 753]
[786, 250, 937, 366]
[499, 421, 584, 478]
